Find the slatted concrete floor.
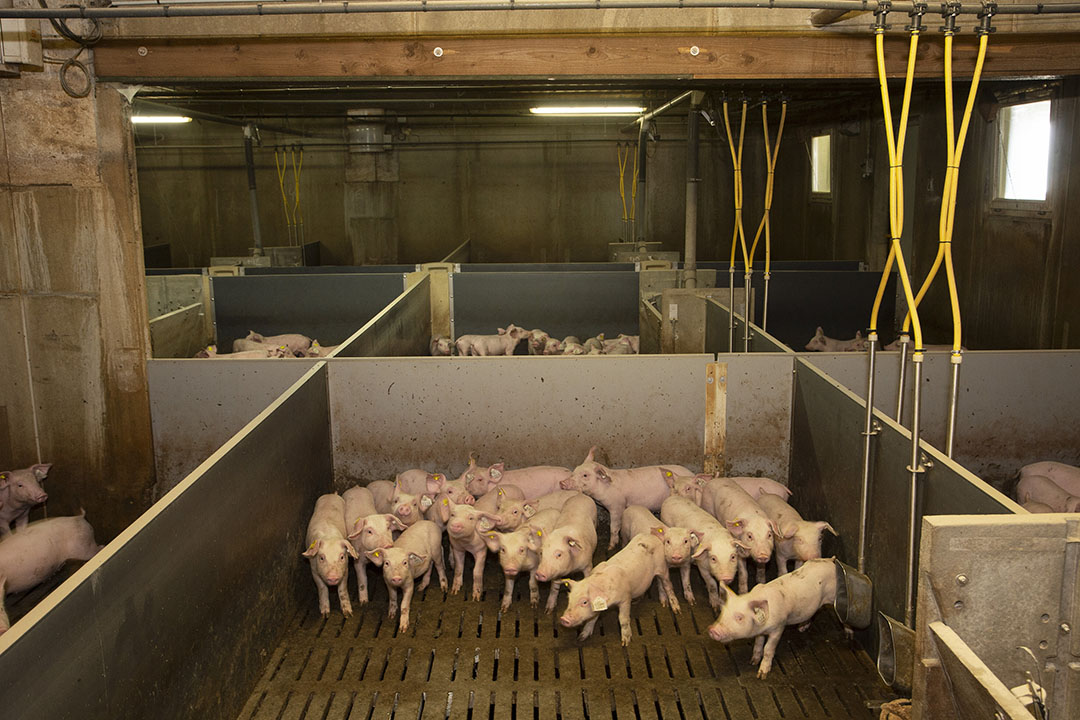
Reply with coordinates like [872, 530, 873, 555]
[238, 560, 894, 720]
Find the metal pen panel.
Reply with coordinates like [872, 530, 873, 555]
[328, 355, 710, 486]
[459, 263, 637, 272]
[244, 264, 417, 275]
[452, 271, 640, 340]
[0, 364, 333, 720]
[147, 358, 318, 496]
[211, 273, 404, 350]
[334, 275, 432, 357]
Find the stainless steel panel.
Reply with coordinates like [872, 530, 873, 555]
[789, 360, 1018, 661]
[335, 275, 431, 357]
[0, 364, 333, 720]
[915, 515, 1080, 720]
[328, 355, 711, 486]
[148, 358, 317, 496]
[149, 302, 210, 359]
[211, 273, 404, 350]
[800, 350, 1080, 486]
[452, 271, 639, 340]
[716, 353, 794, 480]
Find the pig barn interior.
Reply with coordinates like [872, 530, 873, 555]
[2, 3, 1080, 719]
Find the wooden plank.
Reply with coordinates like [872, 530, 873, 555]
[93, 33, 1080, 82]
[704, 362, 727, 475]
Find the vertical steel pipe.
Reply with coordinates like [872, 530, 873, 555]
[895, 334, 909, 422]
[243, 125, 264, 256]
[684, 99, 701, 289]
[728, 267, 735, 352]
[945, 357, 961, 457]
[857, 333, 879, 574]
[743, 273, 751, 351]
[904, 357, 925, 629]
[762, 276, 771, 332]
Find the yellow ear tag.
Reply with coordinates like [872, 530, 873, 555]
[665, 471, 672, 477]
[497, 488, 504, 496]
[307, 541, 316, 551]
[373, 550, 380, 558]
[657, 528, 664, 534]
[487, 533, 497, 540]
[536, 530, 543, 537]
[443, 498, 449, 506]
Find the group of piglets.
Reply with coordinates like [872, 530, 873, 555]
[805, 326, 959, 353]
[301, 447, 840, 679]
[431, 325, 639, 356]
[0, 464, 103, 635]
[195, 330, 339, 359]
[1015, 461, 1080, 513]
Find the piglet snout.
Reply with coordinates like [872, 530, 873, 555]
[671, 554, 684, 563]
[325, 575, 341, 586]
[559, 616, 573, 627]
[35, 491, 48, 503]
[397, 506, 412, 517]
[708, 626, 726, 642]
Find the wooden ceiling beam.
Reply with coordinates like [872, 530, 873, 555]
[94, 34, 1080, 83]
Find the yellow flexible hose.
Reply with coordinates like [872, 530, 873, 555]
[901, 31, 989, 355]
[870, 27, 924, 354]
[275, 148, 293, 236]
[617, 144, 629, 223]
[629, 140, 640, 222]
[722, 100, 750, 270]
[749, 101, 787, 279]
[292, 146, 304, 242]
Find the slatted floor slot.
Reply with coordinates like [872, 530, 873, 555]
[238, 551, 893, 720]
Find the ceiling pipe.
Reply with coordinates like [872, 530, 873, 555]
[683, 90, 705, 289]
[621, 90, 695, 134]
[6, 0, 1074, 20]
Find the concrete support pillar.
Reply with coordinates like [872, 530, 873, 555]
[345, 146, 399, 265]
[0, 66, 154, 540]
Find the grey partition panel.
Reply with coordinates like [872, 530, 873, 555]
[790, 359, 1018, 656]
[0, 364, 332, 720]
[245, 265, 417, 275]
[212, 273, 404, 349]
[453, 271, 639, 339]
[148, 359, 317, 496]
[705, 299, 734, 354]
[335, 276, 432, 358]
[639, 297, 662, 354]
[799, 350, 1080, 485]
[149, 303, 209, 359]
[719, 353, 795, 480]
[695, 261, 865, 272]
[460, 263, 636, 272]
[441, 239, 470, 264]
[329, 355, 710, 485]
[756, 271, 897, 353]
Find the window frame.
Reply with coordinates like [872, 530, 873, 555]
[989, 95, 1054, 217]
[809, 131, 833, 201]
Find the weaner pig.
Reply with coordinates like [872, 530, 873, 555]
[755, 493, 837, 573]
[482, 508, 561, 611]
[302, 494, 359, 617]
[560, 448, 690, 549]
[1020, 461, 1080, 498]
[700, 478, 778, 592]
[495, 490, 580, 531]
[365, 520, 446, 632]
[461, 457, 571, 499]
[0, 463, 50, 536]
[558, 533, 679, 645]
[532, 494, 598, 612]
[804, 327, 866, 352]
[1017, 474, 1080, 513]
[343, 486, 407, 604]
[661, 496, 746, 610]
[438, 500, 501, 600]
[707, 558, 838, 679]
[620, 504, 701, 605]
[526, 329, 550, 355]
[0, 512, 102, 634]
[246, 330, 312, 355]
[455, 325, 530, 356]
[430, 335, 454, 356]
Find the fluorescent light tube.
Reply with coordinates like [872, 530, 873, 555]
[131, 115, 193, 124]
[529, 106, 645, 117]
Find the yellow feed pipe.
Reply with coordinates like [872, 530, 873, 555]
[723, 100, 751, 271]
[274, 147, 294, 244]
[901, 19, 990, 355]
[292, 146, 304, 246]
[617, 144, 630, 240]
[748, 100, 787, 331]
[630, 140, 640, 222]
[868, 12, 923, 355]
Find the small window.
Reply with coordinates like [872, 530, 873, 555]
[810, 134, 832, 195]
[996, 99, 1051, 202]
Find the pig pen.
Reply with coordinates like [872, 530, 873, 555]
[0, 345, 1039, 720]
[211, 272, 408, 351]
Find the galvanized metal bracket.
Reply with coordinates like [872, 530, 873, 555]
[907, 451, 933, 474]
[862, 419, 883, 437]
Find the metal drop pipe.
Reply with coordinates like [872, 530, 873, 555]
[895, 334, 909, 423]
[243, 125, 264, 256]
[904, 357, 925, 629]
[857, 332, 878, 574]
[945, 358, 961, 457]
[684, 96, 702, 289]
[6, 0, 1080, 20]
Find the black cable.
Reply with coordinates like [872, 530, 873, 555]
[37, 0, 100, 99]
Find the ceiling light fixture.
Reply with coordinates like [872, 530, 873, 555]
[131, 115, 193, 124]
[529, 105, 645, 117]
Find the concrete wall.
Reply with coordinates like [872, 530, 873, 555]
[0, 66, 155, 539]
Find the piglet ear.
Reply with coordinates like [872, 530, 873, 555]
[347, 518, 366, 539]
[689, 530, 704, 546]
[408, 552, 428, 566]
[584, 446, 597, 463]
[815, 326, 824, 336]
[0, 473, 9, 489]
[426, 474, 444, 493]
[650, 526, 666, 539]
[522, 504, 537, 518]
[365, 549, 384, 566]
[482, 532, 502, 552]
[819, 522, 839, 537]
[726, 519, 744, 536]
[302, 540, 321, 558]
[388, 514, 408, 532]
[596, 467, 611, 483]
[345, 542, 360, 560]
[748, 599, 769, 625]
[419, 494, 435, 512]
[437, 497, 453, 524]
[31, 463, 52, 480]
[661, 468, 676, 488]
